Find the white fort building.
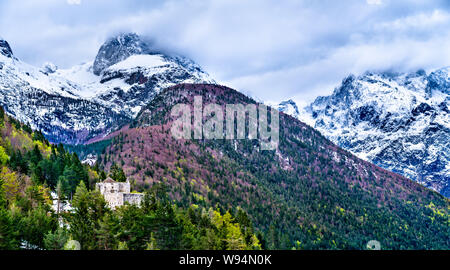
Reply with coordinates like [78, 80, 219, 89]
[96, 177, 144, 209]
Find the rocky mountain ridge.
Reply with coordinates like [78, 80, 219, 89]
[277, 69, 449, 197]
[0, 33, 214, 144]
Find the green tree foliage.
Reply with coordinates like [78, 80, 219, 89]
[44, 227, 70, 250]
[0, 208, 18, 249]
[96, 212, 120, 250]
[0, 176, 6, 209]
[109, 163, 127, 182]
[0, 146, 9, 166]
[0, 183, 56, 250]
[32, 130, 46, 144]
[20, 206, 57, 249]
[0, 106, 4, 126]
[90, 184, 261, 250]
[0, 113, 101, 250]
[0, 113, 252, 250]
[65, 181, 108, 250]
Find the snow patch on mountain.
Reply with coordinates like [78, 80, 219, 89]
[107, 54, 167, 70]
[54, 61, 133, 100]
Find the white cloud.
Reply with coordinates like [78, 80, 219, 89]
[367, 0, 382, 5]
[67, 0, 81, 5]
[377, 9, 450, 31]
[0, 0, 449, 104]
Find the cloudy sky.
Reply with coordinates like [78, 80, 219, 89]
[1, 0, 450, 106]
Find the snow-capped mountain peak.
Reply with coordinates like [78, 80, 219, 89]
[93, 33, 157, 75]
[54, 33, 215, 118]
[274, 99, 300, 118]
[0, 34, 215, 144]
[299, 69, 449, 197]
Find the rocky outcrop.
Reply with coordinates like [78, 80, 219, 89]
[93, 33, 155, 75]
[0, 39, 13, 58]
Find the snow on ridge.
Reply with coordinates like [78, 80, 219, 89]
[107, 54, 168, 71]
[0, 54, 80, 99]
[55, 61, 129, 98]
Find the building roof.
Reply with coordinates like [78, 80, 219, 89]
[103, 177, 116, 183]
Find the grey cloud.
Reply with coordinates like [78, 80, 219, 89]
[0, 0, 449, 104]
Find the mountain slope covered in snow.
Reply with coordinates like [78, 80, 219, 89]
[0, 33, 214, 143]
[296, 69, 449, 197]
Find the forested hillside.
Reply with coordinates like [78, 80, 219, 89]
[0, 106, 260, 250]
[93, 84, 449, 249]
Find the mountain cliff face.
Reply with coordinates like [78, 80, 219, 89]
[0, 39, 13, 58]
[93, 33, 155, 75]
[86, 83, 449, 249]
[0, 34, 214, 144]
[298, 69, 449, 197]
